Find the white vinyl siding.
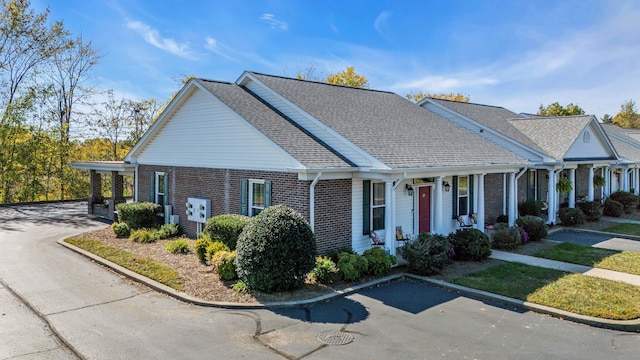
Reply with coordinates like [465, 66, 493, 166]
[565, 127, 612, 159]
[423, 103, 544, 162]
[136, 89, 300, 170]
[352, 179, 368, 254]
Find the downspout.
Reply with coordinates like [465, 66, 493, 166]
[392, 172, 408, 240]
[392, 172, 407, 191]
[134, 165, 139, 202]
[513, 167, 528, 219]
[309, 172, 322, 232]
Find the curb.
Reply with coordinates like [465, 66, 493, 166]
[58, 237, 640, 332]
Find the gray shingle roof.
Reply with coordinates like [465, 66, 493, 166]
[249, 72, 527, 169]
[427, 98, 549, 155]
[602, 124, 640, 162]
[508, 115, 594, 160]
[195, 79, 353, 169]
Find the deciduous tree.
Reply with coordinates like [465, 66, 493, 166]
[406, 91, 470, 103]
[537, 102, 585, 116]
[325, 66, 369, 88]
[612, 100, 640, 128]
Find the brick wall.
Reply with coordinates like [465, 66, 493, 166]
[483, 173, 505, 224]
[138, 165, 351, 254]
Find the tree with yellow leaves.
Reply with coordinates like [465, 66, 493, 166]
[325, 66, 369, 88]
[406, 91, 470, 103]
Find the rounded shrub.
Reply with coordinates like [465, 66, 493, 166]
[308, 256, 338, 284]
[203, 214, 251, 250]
[235, 205, 317, 293]
[603, 199, 624, 217]
[157, 223, 180, 239]
[211, 250, 238, 280]
[233, 280, 249, 294]
[399, 233, 451, 275]
[490, 224, 522, 250]
[577, 201, 603, 222]
[518, 199, 543, 217]
[129, 228, 157, 243]
[558, 208, 584, 227]
[449, 228, 491, 261]
[495, 214, 509, 224]
[116, 202, 162, 230]
[608, 191, 638, 213]
[205, 241, 230, 263]
[337, 252, 369, 281]
[194, 238, 211, 264]
[111, 221, 130, 237]
[515, 215, 548, 242]
[165, 239, 191, 254]
[362, 247, 397, 277]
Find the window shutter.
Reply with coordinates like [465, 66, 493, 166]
[163, 173, 169, 206]
[469, 175, 474, 215]
[264, 180, 272, 207]
[452, 176, 458, 219]
[362, 180, 371, 235]
[149, 173, 155, 203]
[240, 179, 248, 215]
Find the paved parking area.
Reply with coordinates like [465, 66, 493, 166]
[547, 230, 640, 252]
[2, 202, 640, 359]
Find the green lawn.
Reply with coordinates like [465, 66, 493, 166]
[534, 242, 640, 276]
[65, 238, 184, 290]
[603, 223, 640, 236]
[452, 262, 640, 320]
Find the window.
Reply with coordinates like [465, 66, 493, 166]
[458, 176, 469, 216]
[240, 179, 271, 216]
[362, 180, 386, 234]
[249, 180, 265, 216]
[155, 172, 165, 205]
[526, 170, 537, 200]
[583, 131, 591, 143]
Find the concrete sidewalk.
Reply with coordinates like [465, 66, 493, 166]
[491, 250, 640, 287]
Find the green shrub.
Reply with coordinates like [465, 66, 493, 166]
[399, 233, 451, 275]
[202, 214, 251, 250]
[491, 224, 522, 250]
[233, 280, 249, 294]
[205, 241, 230, 262]
[116, 202, 162, 230]
[558, 208, 584, 227]
[111, 221, 130, 237]
[495, 214, 508, 224]
[194, 238, 211, 264]
[308, 256, 338, 284]
[337, 252, 369, 281]
[515, 215, 548, 242]
[577, 201, 603, 222]
[211, 250, 238, 280]
[362, 247, 396, 276]
[235, 205, 317, 293]
[449, 228, 491, 261]
[326, 247, 355, 264]
[518, 199, 543, 217]
[608, 191, 638, 213]
[603, 199, 624, 217]
[129, 228, 157, 243]
[165, 239, 191, 254]
[157, 223, 180, 239]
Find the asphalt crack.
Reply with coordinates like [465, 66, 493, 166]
[43, 290, 153, 316]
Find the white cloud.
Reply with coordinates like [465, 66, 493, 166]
[260, 14, 288, 30]
[373, 11, 392, 41]
[203, 36, 237, 61]
[126, 20, 195, 60]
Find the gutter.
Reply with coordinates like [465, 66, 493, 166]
[309, 172, 322, 232]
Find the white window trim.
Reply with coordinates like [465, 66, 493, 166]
[371, 182, 386, 231]
[458, 175, 469, 215]
[249, 179, 266, 216]
[155, 172, 165, 204]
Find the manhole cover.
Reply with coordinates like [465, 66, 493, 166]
[316, 330, 354, 346]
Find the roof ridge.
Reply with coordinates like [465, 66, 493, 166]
[247, 71, 397, 95]
[196, 78, 233, 85]
[428, 97, 512, 111]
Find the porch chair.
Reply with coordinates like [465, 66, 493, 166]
[395, 226, 411, 245]
[369, 232, 385, 247]
[457, 216, 474, 229]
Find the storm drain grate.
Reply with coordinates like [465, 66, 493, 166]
[316, 330, 354, 346]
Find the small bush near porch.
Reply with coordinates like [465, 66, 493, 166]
[116, 202, 162, 229]
[400, 233, 451, 275]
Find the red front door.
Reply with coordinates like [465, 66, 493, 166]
[418, 186, 431, 234]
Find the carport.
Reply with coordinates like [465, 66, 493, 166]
[70, 161, 137, 220]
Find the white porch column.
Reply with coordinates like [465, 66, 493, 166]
[547, 169, 556, 224]
[502, 173, 507, 215]
[508, 172, 516, 226]
[587, 166, 594, 201]
[477, 173, 485, 232]
[635, 168, 639, 195]
[434, 176, 443, 234]
[604, 167, 610, 197]
[568, 168, 576, 208]
[384, 180, 395, 255]
[623, 168, 629, 192]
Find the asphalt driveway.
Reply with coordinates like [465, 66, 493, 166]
[1, 202, 640, 359]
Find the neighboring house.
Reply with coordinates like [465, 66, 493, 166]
[119, 72, 529, 255]
[602, 124, 640, 195]
[419, 98, 619, 224]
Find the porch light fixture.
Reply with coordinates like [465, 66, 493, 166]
[443, 181, 451, 192]
[405, 184, 414, 196]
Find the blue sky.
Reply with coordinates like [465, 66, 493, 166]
[38, 0, 640, 118]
